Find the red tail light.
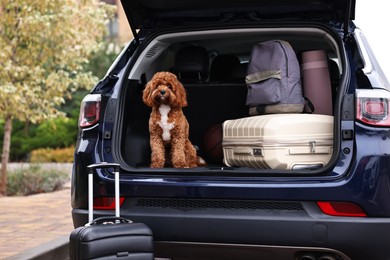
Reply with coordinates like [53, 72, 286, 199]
[356, 89, 390, 126]
[79, 94, 101, 128]
[317, 201, 367, 217]
[94, 197, 125, 210]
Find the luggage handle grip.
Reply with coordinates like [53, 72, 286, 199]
[87, 216, 132, 226]
[233, 148, 262, 156]
[87, 162, 120, 174]
[233, 148, 252, 155]
[87, 162, 121, 224]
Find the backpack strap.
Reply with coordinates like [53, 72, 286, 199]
[245, 70, 281, 84]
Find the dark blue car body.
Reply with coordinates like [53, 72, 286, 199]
[72, 1, 390, 259]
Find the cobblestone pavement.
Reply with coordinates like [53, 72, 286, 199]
[0, 186, 73, 259]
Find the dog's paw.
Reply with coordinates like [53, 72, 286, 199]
[150, 161, 164, 168]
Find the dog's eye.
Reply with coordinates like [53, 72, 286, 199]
[166, 84, 172, 89]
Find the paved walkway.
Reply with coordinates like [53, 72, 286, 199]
[0, 185, 73, 259]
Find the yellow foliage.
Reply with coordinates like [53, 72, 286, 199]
[0, 0, 116, 123]
[30, 146, 75, 163]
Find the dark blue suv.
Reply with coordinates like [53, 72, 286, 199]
[72, 1, 390, 259]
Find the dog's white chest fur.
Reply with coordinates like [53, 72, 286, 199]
[158, 105, 174, 141]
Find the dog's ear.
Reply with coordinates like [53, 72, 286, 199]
[142, 81, 154, 107]
[173, 79, 188, 108]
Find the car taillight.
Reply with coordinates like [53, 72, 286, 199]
[356, 89, 390, 126]
[317, 201, 367, 217]
[79, 94, 101, 128]
[94, 197, 125, 210]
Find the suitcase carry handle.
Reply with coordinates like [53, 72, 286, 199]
[87, 162, 121, 223]
[87, 162, 120, 173]
[88, 216, 132, 226]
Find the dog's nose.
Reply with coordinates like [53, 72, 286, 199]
[160, 90, 166, 96]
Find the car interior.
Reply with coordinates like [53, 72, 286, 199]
[119, 27, 342, 169]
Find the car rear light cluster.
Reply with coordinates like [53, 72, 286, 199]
[317, 201, 367, 217]
[79, 94, 101, 128]
[356, 89, 390, 127]
[94, 197, 125, 210]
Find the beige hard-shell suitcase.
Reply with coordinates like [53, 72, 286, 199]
[222, 114, 333, 170]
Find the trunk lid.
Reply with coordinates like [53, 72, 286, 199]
[121, 0, 355, 39]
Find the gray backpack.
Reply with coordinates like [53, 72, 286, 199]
[246, 40, 305, 115]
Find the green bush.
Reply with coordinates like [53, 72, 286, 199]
[7, 164, 69, 196]
[28, 118, 78, 149]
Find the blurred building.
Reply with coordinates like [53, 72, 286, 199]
[102, 0, 133, 43]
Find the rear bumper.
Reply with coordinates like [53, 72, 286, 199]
[73, 199, 390, 260]
[154, 242, 350, 260]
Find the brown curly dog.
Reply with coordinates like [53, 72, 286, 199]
[142, 71, 206, 168]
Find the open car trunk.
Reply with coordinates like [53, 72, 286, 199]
[115, 25, 345, 175]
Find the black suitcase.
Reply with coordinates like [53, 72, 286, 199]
[69, 163, 154, 260]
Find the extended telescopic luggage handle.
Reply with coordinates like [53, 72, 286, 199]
[87, 162, 121, 224]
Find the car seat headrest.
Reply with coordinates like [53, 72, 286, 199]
[175, 46, 209, 83]
[210, 55, 241, 82]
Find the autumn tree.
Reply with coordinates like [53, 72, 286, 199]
[0, 0, 115, 195]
